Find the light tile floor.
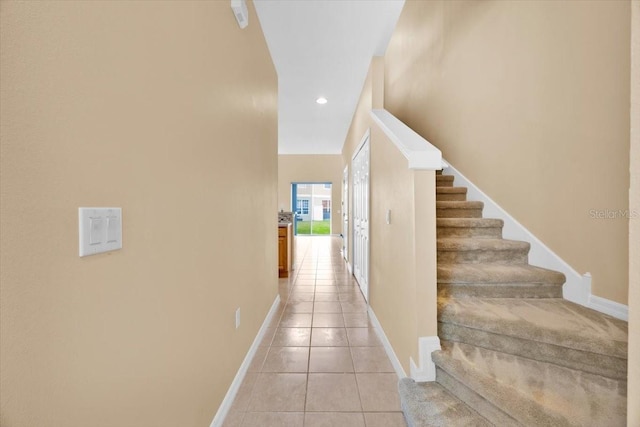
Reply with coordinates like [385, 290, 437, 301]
[223, 236, 408, 427]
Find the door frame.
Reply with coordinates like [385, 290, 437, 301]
[342, 165, 349, 265]
[291, 182, 332, 236]
[351, 129, 370, 301]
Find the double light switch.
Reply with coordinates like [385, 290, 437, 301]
[79, 207, 122, 257]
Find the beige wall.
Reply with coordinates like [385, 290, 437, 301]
[0, 2, 277, 426]
[628, 1, 639, 424]
[369, 126, 438, 373]
[278, 155, 343, 233]
[385, 0, 631, 304]
[369, 125, 419, 371]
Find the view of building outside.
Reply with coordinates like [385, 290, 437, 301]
[295, 183, 331, 235]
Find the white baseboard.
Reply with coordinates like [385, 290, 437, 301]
[588, 293, 629, 321]
[209, 295, 282, 427]
[367, 307, 407, 379]
[442, 160, 628, 321]
[409, 336, 441, 383]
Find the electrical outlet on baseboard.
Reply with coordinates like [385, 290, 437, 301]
[235, 308, 241, 329]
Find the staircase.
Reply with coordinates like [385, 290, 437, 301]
[399, 171, 628, 427]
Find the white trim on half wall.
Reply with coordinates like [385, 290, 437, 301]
[409, 336, 441, 383]
[368, 306, 406, 379]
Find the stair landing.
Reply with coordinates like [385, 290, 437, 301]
[433, 341, 626, 427]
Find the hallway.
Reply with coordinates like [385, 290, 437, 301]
[223, 236, 407, 427]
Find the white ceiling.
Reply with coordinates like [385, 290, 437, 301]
[254, 0, 405, 155]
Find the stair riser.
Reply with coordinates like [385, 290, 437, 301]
[437, 208, 483, 218]
[436, 367, 520, 427]
[436, 193, 467, 201]
[438, 249, 528, 264]
[438, 283, 563, 299]
[437, 226, 502, 238]
[437, 323, 627, 380]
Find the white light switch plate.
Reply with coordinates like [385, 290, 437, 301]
[79, 207, 122, 257]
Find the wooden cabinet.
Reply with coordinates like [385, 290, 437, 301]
[278, 229, 287, 273]
[278, 223, 292, 278]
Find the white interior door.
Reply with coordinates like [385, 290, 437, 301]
[342, 166, 349, 263]
[352, 134, 370, 301]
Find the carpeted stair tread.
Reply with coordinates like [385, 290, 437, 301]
[437, 218, 503, 229]
[437, 238, 530, 264]
[436, 175, 455, 187]
[436, 187, 467, 194]
[436, 201, 483, 210]
[437, 263, 565, 285]
[436, 187, 468, 201]
[438, 297, 627, 379]
[438, 297, 627, 358]
[437, 238, 529, 253]
[437, 264, 565, 298]
[399, 378, 492, 427]
[436, 201, 484, 218]
[438, 282, 563, 298]
[433, 341, 626, 427]
[437, 218, 503, 238]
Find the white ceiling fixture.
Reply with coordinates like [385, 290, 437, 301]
[254, 0, 405, 155]
[316, 97, 328, 105]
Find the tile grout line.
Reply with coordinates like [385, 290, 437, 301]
[231, 238, 405, 426]
[300, 261, 316, 422]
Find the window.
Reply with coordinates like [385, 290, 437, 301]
[322, 199, 331, 220]
[296, 199, 309, 215]
[323, 183, 331, 189]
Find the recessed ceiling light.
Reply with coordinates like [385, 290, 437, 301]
[316, 97, 328, 105]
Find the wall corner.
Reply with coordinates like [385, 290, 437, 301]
[409, 336, 441, 382]
[372, 56, 385, 110]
